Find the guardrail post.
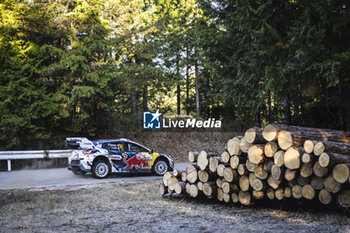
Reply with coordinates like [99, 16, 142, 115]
[7, 159, 11, 171]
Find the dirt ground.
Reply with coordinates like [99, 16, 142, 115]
[0, 179, 349, 233]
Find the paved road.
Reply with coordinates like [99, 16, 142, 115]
[0, 163, 190, 190]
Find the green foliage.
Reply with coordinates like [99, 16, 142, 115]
[1, 0, 350, 149]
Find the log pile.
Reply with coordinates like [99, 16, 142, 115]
[161, 124, 350, 210]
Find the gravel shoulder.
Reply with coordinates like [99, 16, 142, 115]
[0, 180, 349, 233]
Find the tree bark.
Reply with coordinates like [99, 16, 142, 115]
[283, 95, 291, 125]
[195, 58, 200, 119]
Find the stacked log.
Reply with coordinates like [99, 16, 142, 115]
[161, 124, 350, 210]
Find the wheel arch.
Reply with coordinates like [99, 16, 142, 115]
[93, 155, 112, 171]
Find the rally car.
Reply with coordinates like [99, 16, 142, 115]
[66, 137, 174, 178]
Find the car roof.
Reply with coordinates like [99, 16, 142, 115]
[92, 139, 150, 151]
[93, 138, 131, 143]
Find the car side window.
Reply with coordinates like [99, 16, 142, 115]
[128, 143, 148, 152]
[106, 142, 124, 151]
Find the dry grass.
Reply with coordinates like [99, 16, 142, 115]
[133, 131, 241, 162]
[0, 180, 349, 233]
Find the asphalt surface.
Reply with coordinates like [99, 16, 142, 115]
[0, 163, 190, 190]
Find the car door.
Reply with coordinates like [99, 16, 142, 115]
[104, 141, 126, 170]
[123, 143, 151, 171]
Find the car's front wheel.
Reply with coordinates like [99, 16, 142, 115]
[152, 159, 168, 176]
[92, 161, 110, 178]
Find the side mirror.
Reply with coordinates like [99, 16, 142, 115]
[150, 149, 154, 154]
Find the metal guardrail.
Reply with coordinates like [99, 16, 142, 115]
[0, 150, 72, 171]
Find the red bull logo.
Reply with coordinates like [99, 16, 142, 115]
[122, 153, 151, 169]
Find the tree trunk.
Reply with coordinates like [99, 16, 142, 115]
[263, 124, 350, 144]
[314, 141, 350, 155]
[186, 40, 190, 116]
[195, 58, 200, 119]
[142, 85, 148, 111]
[283, 95, 291, 125]
[177, 84, 181, 115]
[319, 153, 350, 168]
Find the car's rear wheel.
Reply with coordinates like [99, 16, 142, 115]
[92, 161, 109, 178]
[152, 159, 168, 176]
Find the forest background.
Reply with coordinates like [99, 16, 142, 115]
[1, 0, 349, 150]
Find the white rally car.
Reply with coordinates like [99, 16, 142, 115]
[66, 137, 174, 178]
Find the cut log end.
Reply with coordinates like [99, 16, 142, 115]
[221, 151, 230, 163]
[198, 170, 209, 183]
[248, 145, 264, 164]
[252, 178, 264, 191]
[284, 169, 297, 181]
[217, 164, 226, 177]
[313, 142, 325, 156]
[303, 140, 314, 154]
[227, 137, 241, 156]
[245, 127, 263, 144]
[188, 151, 199, 163]
[230, 155, 240, 169]
[231, 193, 239, 203]
[284, 147, 301, 170]
[273, 150, 284, 167]
[292, 185, 302, 199]
[239, 137, 252, 153]
[313, 161, 328, 177]
[239, 175, 250, 192]
[254, 165, 268, 180]
[302, 184, 315, 200]
[186, 165, 198, 183]
[266, 188, 275, 200]
[332, 163, 350, 184]
[318, 153, 330, 168]
[337, 190, 350, 208]
[324, 175, 342, 194]
[311, 176, 324, 190]
[203, 182, 216, 196]
[275, 188, 284, 200]
[264, 142, 278, 158]
[223, 167, 238, 183]
[300, 164, 313, 178]
[262, 124, 278, 142]
[238, 191, 251, 206]
[278, 130, 293, 150]
[163, 171, 172, 186]
[271, 165, 282, 180]
[319, 189, 332, 205]
[175, 182, 186, 194]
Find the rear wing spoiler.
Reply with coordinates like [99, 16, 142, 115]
[65, 137, 94, 149]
